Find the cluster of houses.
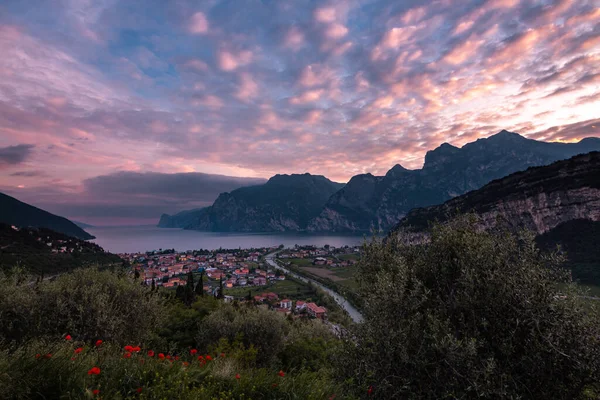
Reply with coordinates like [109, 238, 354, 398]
[121, 247, 281, 291]
[251, 293, 328, 320]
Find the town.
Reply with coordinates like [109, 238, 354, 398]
[120, 244, 361, 322]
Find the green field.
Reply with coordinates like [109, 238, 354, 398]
[286, 258, 313, 266]
[337, 253, 360, 261]
[223, 278, 316, 300]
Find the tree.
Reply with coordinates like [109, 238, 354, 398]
[195, 270, 204, 297]
[337, 217, 600, 399]
[151, 279, 155, 291]
[217, 276, 224, 300]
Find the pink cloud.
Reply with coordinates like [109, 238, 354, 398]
[289, 89, 325, 105]
[283, 26, 305, 51]
[325, 23, 348, 39]
[298, 64, 335, 87]
[188, 12, 209, 35]
[235, 72, 258, 101]
[217, 49, 253, 71]
[314, 7, 337, 23]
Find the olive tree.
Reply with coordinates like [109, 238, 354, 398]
[337, 217, 600, 399]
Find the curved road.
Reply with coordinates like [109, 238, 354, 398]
[265, 251, 364, 323]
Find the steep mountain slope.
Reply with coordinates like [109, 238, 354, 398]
[392, 151, 600, 234]
[308, 131, 600, 232]
[0, 223, 122, 274]
[0, 192, 94, 240]
[391, 152, 600, 284]
[158, 208, 208, 228]
[186, 174, 344, 232]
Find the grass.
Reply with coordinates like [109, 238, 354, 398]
[286, 258, 313, 267]
[337, 254, 359, 261]
[224, 278, 315, 300]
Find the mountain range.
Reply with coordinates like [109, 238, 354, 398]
[161, 173, 344, 231]
[0, 192, 94, 240]
[390, 151, 600, 285]
[160, 131, 600, 233]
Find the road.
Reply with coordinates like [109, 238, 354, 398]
[264, 251, 364, 323]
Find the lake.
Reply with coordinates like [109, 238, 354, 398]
[87, 225, 368, 253]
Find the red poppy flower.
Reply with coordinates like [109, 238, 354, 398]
[190, 349, 198, 355]
[71, 357, 76, 361]
[44, 353, 52, 359]
[124, 352, 132, 359]
[124, 345, 134, 352]
[183, 361, 190, 367]
[278, 370, 285, 377]
[197, 355, 204, 361]
[272, 384, 278, 388]
[235, 373, 241, 380]
[166, 355, 172, 360]
[220, 352, 225, 358]
[147, 350, 155, 357]
[92, 389, 100, 395]
[367, 386, 373, 395]
[158, 353, 165, 359]
[65, 334, 72, 341]
[74, 347, 83, 354]
[35, 354, 41, 359]
[88, 366, 101, 375]
[95, 340, 103, 347]
[132, 346, 141, 353]
[206, 355, 212, 361]
[136, 388, 142, 394]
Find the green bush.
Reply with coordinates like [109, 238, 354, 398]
[196, 303, 289, 366]
[0, 267, 166, 345]
[337, 217, 600, 399]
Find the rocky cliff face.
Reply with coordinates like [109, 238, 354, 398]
[187, 174, 344, 232]
[392, 152, 600, 236]
[308, 131, 600, 233]
[158, 208, 208, 228]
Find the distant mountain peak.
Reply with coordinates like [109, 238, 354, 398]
[386, 163, 410, 178]
[488, 129, 526, 140]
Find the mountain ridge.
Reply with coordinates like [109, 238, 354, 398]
[0, 192, 95, 240]
[307, 131, 600, 232]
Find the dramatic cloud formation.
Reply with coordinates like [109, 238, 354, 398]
[0, 144, 34, 169]
[0, 0, 598, 223]
[4, 172, 265, 225]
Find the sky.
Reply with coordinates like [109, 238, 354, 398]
[0, 0, 599, 225]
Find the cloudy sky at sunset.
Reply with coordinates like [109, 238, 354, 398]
[0, 0, 599, 225]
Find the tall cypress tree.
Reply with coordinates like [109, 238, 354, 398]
[195, 270, 204, 297]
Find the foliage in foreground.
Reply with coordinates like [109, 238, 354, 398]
[0, 338, 341, 400]
[337, 217, 600, 399]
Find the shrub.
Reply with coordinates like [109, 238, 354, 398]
[197, 303, 289, 366]
[337, 217, 600, 399]
[0, 267, 166, 345]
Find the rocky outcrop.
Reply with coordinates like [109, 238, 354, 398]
[308, 131, 600, 233]
[391, 152, 600, 236]
[185, 174, 344, 232]
[158, 208, 207, 228]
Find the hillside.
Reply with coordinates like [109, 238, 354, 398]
[308, 131, 600, 232]
[158, 208, 208, 228]
[391, 152, 600, 284]
[0, 192, 94, 240]
[184, 174, 344, 232]
[0, 223, 123, 275]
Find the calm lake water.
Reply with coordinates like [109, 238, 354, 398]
[87, 225, 368, 254]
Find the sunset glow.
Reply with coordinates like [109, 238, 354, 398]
[0, 0, 598, 224]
